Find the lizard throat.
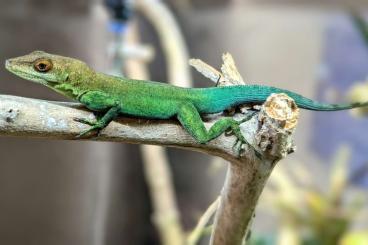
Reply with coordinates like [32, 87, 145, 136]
[51, 83, 83, 100]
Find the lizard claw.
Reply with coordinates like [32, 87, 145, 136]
[75, 132, 87, 139]
[75, 128, 92, 138]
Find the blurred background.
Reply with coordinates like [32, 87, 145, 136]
[0, 0, 368, 244]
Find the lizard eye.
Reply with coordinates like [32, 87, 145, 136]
[34, 59, 53, 72]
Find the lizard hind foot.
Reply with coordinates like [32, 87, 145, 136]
[226, 111, 258, 137]
[231, 111, 262, 158]
[232, 138, 262, 159]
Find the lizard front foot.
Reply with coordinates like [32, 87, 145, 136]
[73, 107, 120, 138]
[73, 117, 104, 138]
[73, 117, 96, 126]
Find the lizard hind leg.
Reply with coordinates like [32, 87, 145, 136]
[177, 103, 259, 156]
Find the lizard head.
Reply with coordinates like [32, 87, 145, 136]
[5, 51, 90, 87]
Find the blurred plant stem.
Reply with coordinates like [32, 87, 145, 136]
[187, 197, 220, 245]
[134, 0, 192, 86]
[124, 0, 193, 244]
[124, 22, 186, 245]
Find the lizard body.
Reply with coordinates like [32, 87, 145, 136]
[5, 51, 368, 153]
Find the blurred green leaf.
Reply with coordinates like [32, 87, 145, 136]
[329, 145, 351, 205]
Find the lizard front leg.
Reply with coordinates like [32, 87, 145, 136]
[74, 91, 121, 138]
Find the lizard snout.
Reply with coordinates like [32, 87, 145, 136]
[5, 59, 15, 71]
[5, 59, 11, 68]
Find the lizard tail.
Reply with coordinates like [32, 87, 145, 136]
[244, 85, 368, 111]
[295, 99, 368, 111]
[281, 89, 368, 111]
[235, 85, 368, 111]
[195, 85, 368, 112]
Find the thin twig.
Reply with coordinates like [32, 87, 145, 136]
[187, 196, 221, 245]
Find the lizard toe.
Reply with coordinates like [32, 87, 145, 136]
[73, 117, 97, 126]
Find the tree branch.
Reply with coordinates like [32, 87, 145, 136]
[0, 94, 244, 161]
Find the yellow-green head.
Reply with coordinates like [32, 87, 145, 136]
[5, 51, 93, 99]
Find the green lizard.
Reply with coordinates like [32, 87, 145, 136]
[5, 51, 368, 155]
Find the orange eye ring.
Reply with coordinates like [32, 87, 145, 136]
[34, 59, 53, 72]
